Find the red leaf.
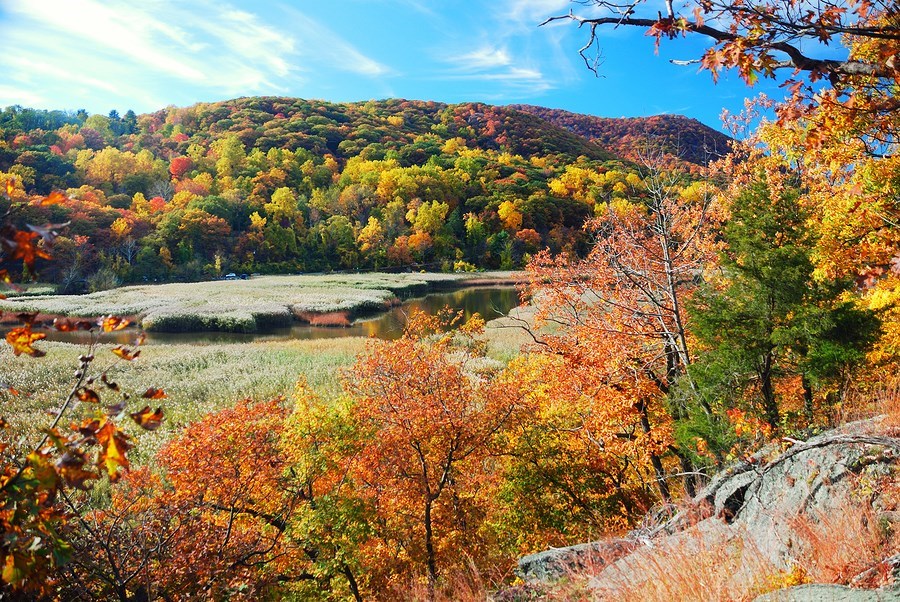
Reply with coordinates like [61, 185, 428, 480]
[76, 388, 101, 403]
[101, 373, 120, 391]
[141, 387, 166, 400]
[56, 451, 98, 490]
[53, 317, 94, 332]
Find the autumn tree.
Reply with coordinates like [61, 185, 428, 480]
[547, 0, 900, 146]
[64, 399, 305, 601]
[526, 157, 721, 497]
[493, 350, 674, 549]
[345, 310, 518, 596]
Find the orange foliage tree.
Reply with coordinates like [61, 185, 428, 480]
[57, 399, 304, 601]
[525, 159, 721, 499]
[344, 310, 519, 595]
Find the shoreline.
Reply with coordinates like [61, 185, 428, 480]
[0, 272, 525, 335]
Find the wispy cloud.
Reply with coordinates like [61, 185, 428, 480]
[279, 8, 391, 77]
[500, 0, 573, 30]
[439, 43, 554, 95]
[0, 0, 390, 111]
[449, 46, 512, 71]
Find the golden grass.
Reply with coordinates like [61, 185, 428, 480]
[791, 470, 900, 588]
[829, 365, 900, 427]
[0, 296, 530, 466]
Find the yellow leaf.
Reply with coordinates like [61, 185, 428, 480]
[96, 421, 131, 480]
[5, 327, 46, 357]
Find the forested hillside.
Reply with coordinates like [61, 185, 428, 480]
[0, 98, 723, 288]
[511, 104, 732, 166]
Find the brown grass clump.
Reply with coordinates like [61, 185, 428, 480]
[583, 527, 779, 602]
[385, 563, 491, 602]
[538, 474, 899, 601]
[834, 369, 900, 427]
[294, 310, 353, 327]
[790, 488, 900, 587]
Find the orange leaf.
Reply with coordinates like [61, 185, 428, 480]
[100, 316, 130, 332]
[5, 326, 46, 357]
[96, 421, 131, 481]
[130, 406, 164, 431]
[7, 230, 52, 268]
[53, 317, 94, 332]
[35, 191, 66, 206]
[111, 346, 140, 361]
[76, 388, 101, 403]
[5, 178, 14, 197]
[141, 387, 166, 400]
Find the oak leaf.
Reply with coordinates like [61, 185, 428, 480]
[130, 406, 163, 431]
[6, 326, 46, 357]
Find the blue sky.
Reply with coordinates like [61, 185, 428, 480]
[0, 0, 788, 131]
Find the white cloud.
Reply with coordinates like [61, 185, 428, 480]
[0, 0, 390, 112]
[442, 66, 554, 94]
[0, 85, 48, 109]
[449, 47, 512, 71]
[500, 0, 573, 29]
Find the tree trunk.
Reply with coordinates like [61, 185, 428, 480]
[760, 352, 779, 429]
[342, 564, 363, 602]
[677, 449, 698, 498]
[802, 373, 814, 423]
[424, 499, 437, 600]
[637, 399, 671, 502]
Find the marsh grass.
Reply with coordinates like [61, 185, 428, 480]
[0, 273, 519, 333]
[3, 283, 57, 297]
[0, 337, 368, 462]
[0, 297, 531, 466]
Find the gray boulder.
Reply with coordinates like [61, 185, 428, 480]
[753, 583, 900, 601]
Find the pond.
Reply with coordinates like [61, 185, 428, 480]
[19, 286, 522, 346]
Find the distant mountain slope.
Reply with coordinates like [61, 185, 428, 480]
[163, 97, 614, 162]
[509, 104, 733, 166]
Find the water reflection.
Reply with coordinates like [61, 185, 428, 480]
[20, 286, 521, 346]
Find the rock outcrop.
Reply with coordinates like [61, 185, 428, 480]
[513, 418, 900, 599]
